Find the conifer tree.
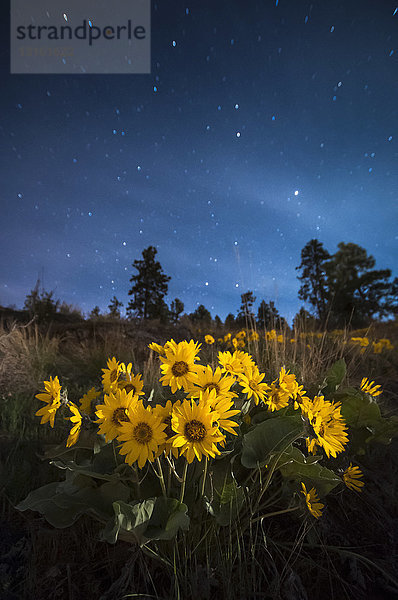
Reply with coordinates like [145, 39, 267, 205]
[170, 298, 184, 324]
[108, 296, 123, 319]
[296, 239, 330, 325]
[127, 246, 171, 319]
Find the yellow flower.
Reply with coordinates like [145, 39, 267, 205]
[188, 365, 237, 402]
[234, 350, 256, 374]
[238, 366, 270, 405]
[79, 387, 101, 415]
[224, 333, 232, 343]
[279, 367, 299, 399]
[293, 384, 309, 410]
[118, 365, 145, 397]
[236, 330, 246, 340]
[372, 341, 383, 354]
[202, 388, 240, 435]
[301, 483, 324, 518]
[149, 342, 166, 356]
[277, 334, 284, 343]
[343, 463, 364, 492]
[35, 376, 62, 405]
[351, 337, 369, 348]
[102, 357, 123, 393]
[205, 334, 215, 345]
[35, 401, 61, 428]
[360, 378, 382, 397]
[118, 401, 167, 468]
[232, 337, 238, 349]
[218, 351, 244, 378]
[379, 338, 394, 350]
[159, 340, 201, 393]
[149, 339, 179, 357]
[170, 398, 225, 463]
[249, 331, 259, 342]
[264, 382, 291, 412]
[35, 376, 62, 427]
[95, 388, 137, 442]
[266, 329, 277, 341]
[153, 400, 180, 458]
[290, 338, 296, 344]
[301, 396, 348, 458]
[66, 403, 82, 447]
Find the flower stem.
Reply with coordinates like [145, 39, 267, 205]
[250, 505, 300, 524]
[132, 463, 141, 500]
[200, 457, 208, 497]
[179, 461, 189, 503]
[156, 457, 167, 498]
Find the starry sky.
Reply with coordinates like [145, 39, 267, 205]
[1, 0, 398, 324]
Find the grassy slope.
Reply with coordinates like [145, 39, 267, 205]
[0, 318, 397, 599]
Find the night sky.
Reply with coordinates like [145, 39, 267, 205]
[1, 1, 398, 323]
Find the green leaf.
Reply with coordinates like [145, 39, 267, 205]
[16, 471, 132, 529]
[41, 430, 101, 460]
[50, 460, 117, 482]
[241, 415, 303, 469]
[278, 447, 341, 495]
[101, 498, 156, 544]
[348, 427, 372, 455]
[339, 391, 381, 428]
[144, 497, 190, 541]
[206, 458, 244, 526]
[366, 415, 398, 445]
[321, 359, 346, 398]
[16, 482, 60, 512]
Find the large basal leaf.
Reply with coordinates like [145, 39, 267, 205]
[50, 459, 117, 482]
[206, 458, 244, 526]
[144, 497, 190, 542]
[16, 471, 131, 529]
[336, 388, 398, 446]
[102, 497, 190, 545]
[278, 447, 341, 495]
[321, 359, 346, 398]
[241, 415, 303, 469]
[338, 389, 382, 428]
[366, 415, 398, 445]
[41, 430, 103, 460]
[16, 482, 60, 513]
[101, 498, 156, 544]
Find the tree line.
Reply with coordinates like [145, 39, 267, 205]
[19, 240, 397, 329]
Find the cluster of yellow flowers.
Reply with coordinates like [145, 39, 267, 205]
[203, 329, 395, 356]
[205, 329, 284, 349]
[350, 336, 394, 354]
[35, 339, 371, 519]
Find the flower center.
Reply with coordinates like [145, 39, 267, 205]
[249, 380, 258, 391]
[171, 361, 189, 377]
[203, 382, 220, 394]
[109, 368, 119, 383]
[112, 407, 130, 425]
[184, 419, 207, 442]
[163, 415, 173, 438]
[133, 422, 153, 444]
[123, 384, 136, 395]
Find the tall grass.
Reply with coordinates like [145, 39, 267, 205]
[1, 319, 397, 599]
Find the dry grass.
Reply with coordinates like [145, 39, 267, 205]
[0, 318, 397, 599]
